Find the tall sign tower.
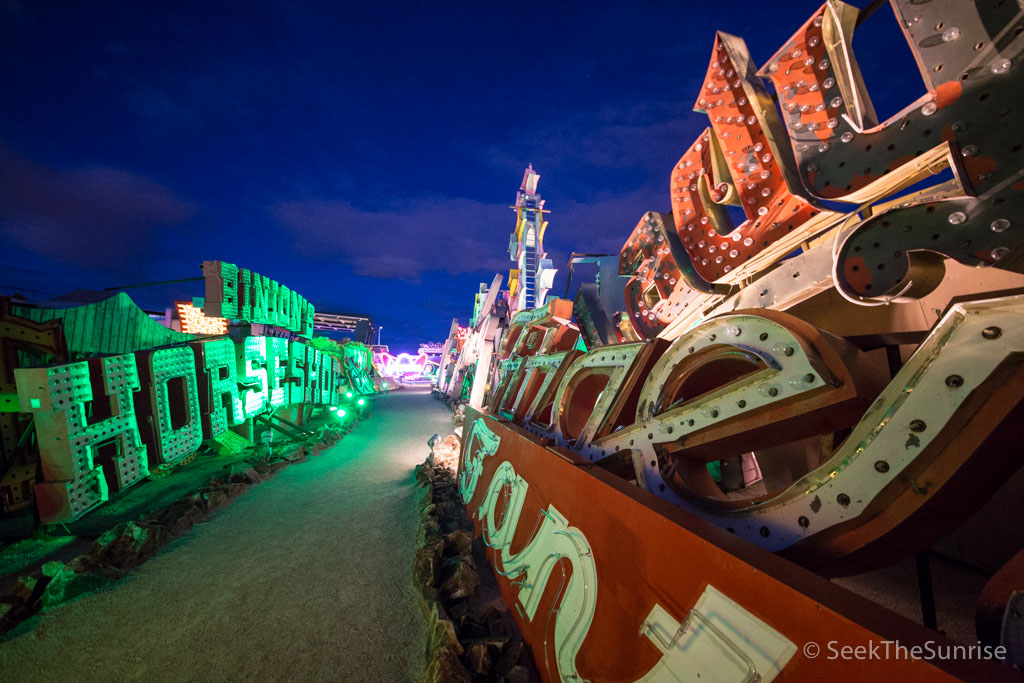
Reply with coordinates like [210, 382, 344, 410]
[508, 165, 556, 314]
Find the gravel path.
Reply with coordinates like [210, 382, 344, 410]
[0, 387, 450, 683]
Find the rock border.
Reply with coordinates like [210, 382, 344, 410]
[0, 424, 351, 638]
[414, 456, 539, 683]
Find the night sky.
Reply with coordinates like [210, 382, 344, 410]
[0, 1, 918, 353]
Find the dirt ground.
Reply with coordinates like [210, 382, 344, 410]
[0, 387, 453, 682]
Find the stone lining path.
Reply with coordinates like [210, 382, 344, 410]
[0, 387, 449, 682]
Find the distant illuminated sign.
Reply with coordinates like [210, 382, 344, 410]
[418, 342, 443, 356]
[384, 352, 428, 376]
[176, 302, 228, 335]
[377, 352, 439, 380]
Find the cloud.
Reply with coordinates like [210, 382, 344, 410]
[480, 100, 706, 181]
[268, 101, 707, 284]
[270, 196, 514, 280]
[270, 184, 673, 287]
[551, 187, 669, 257]
[0, 145, 195, 266]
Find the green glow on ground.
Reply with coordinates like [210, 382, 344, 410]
[0, 388, 449, 680]
[0, 535, 81, 579]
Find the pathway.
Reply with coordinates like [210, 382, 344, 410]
[0, 388, 451, 683]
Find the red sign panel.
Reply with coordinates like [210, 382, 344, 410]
[458, 408, 1005, 681]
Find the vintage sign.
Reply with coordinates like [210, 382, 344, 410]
[3, 271, 378, 524]
[176, 301, 229, 335]
[458, 408, 1005, 681]
[14, 333, 353, 524]
[621, 0, 1024, 339]
[201, 260, 315, 336]
[483, 295, 1024, 577]
[441, 0, 1024, 673]
[443, 0, 1024, 575]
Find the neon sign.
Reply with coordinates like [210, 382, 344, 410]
[175, 301, 228, 335]
[15, 334, 361, 523]
[454, 0, 1024, 577]
[454, 326, 469, 351]
[380, 352, 436, 379]
[9, 272, 382, 525]
[201, 260, 314, 336]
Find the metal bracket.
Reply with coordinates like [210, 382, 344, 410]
[640, 608, 761, 683]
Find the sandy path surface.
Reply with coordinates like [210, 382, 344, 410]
[0, 387, 450, 683]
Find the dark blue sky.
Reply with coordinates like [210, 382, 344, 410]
[0, 1, 917, 352]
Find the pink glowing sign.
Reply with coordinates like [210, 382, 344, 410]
[380, 352, 437, 379]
